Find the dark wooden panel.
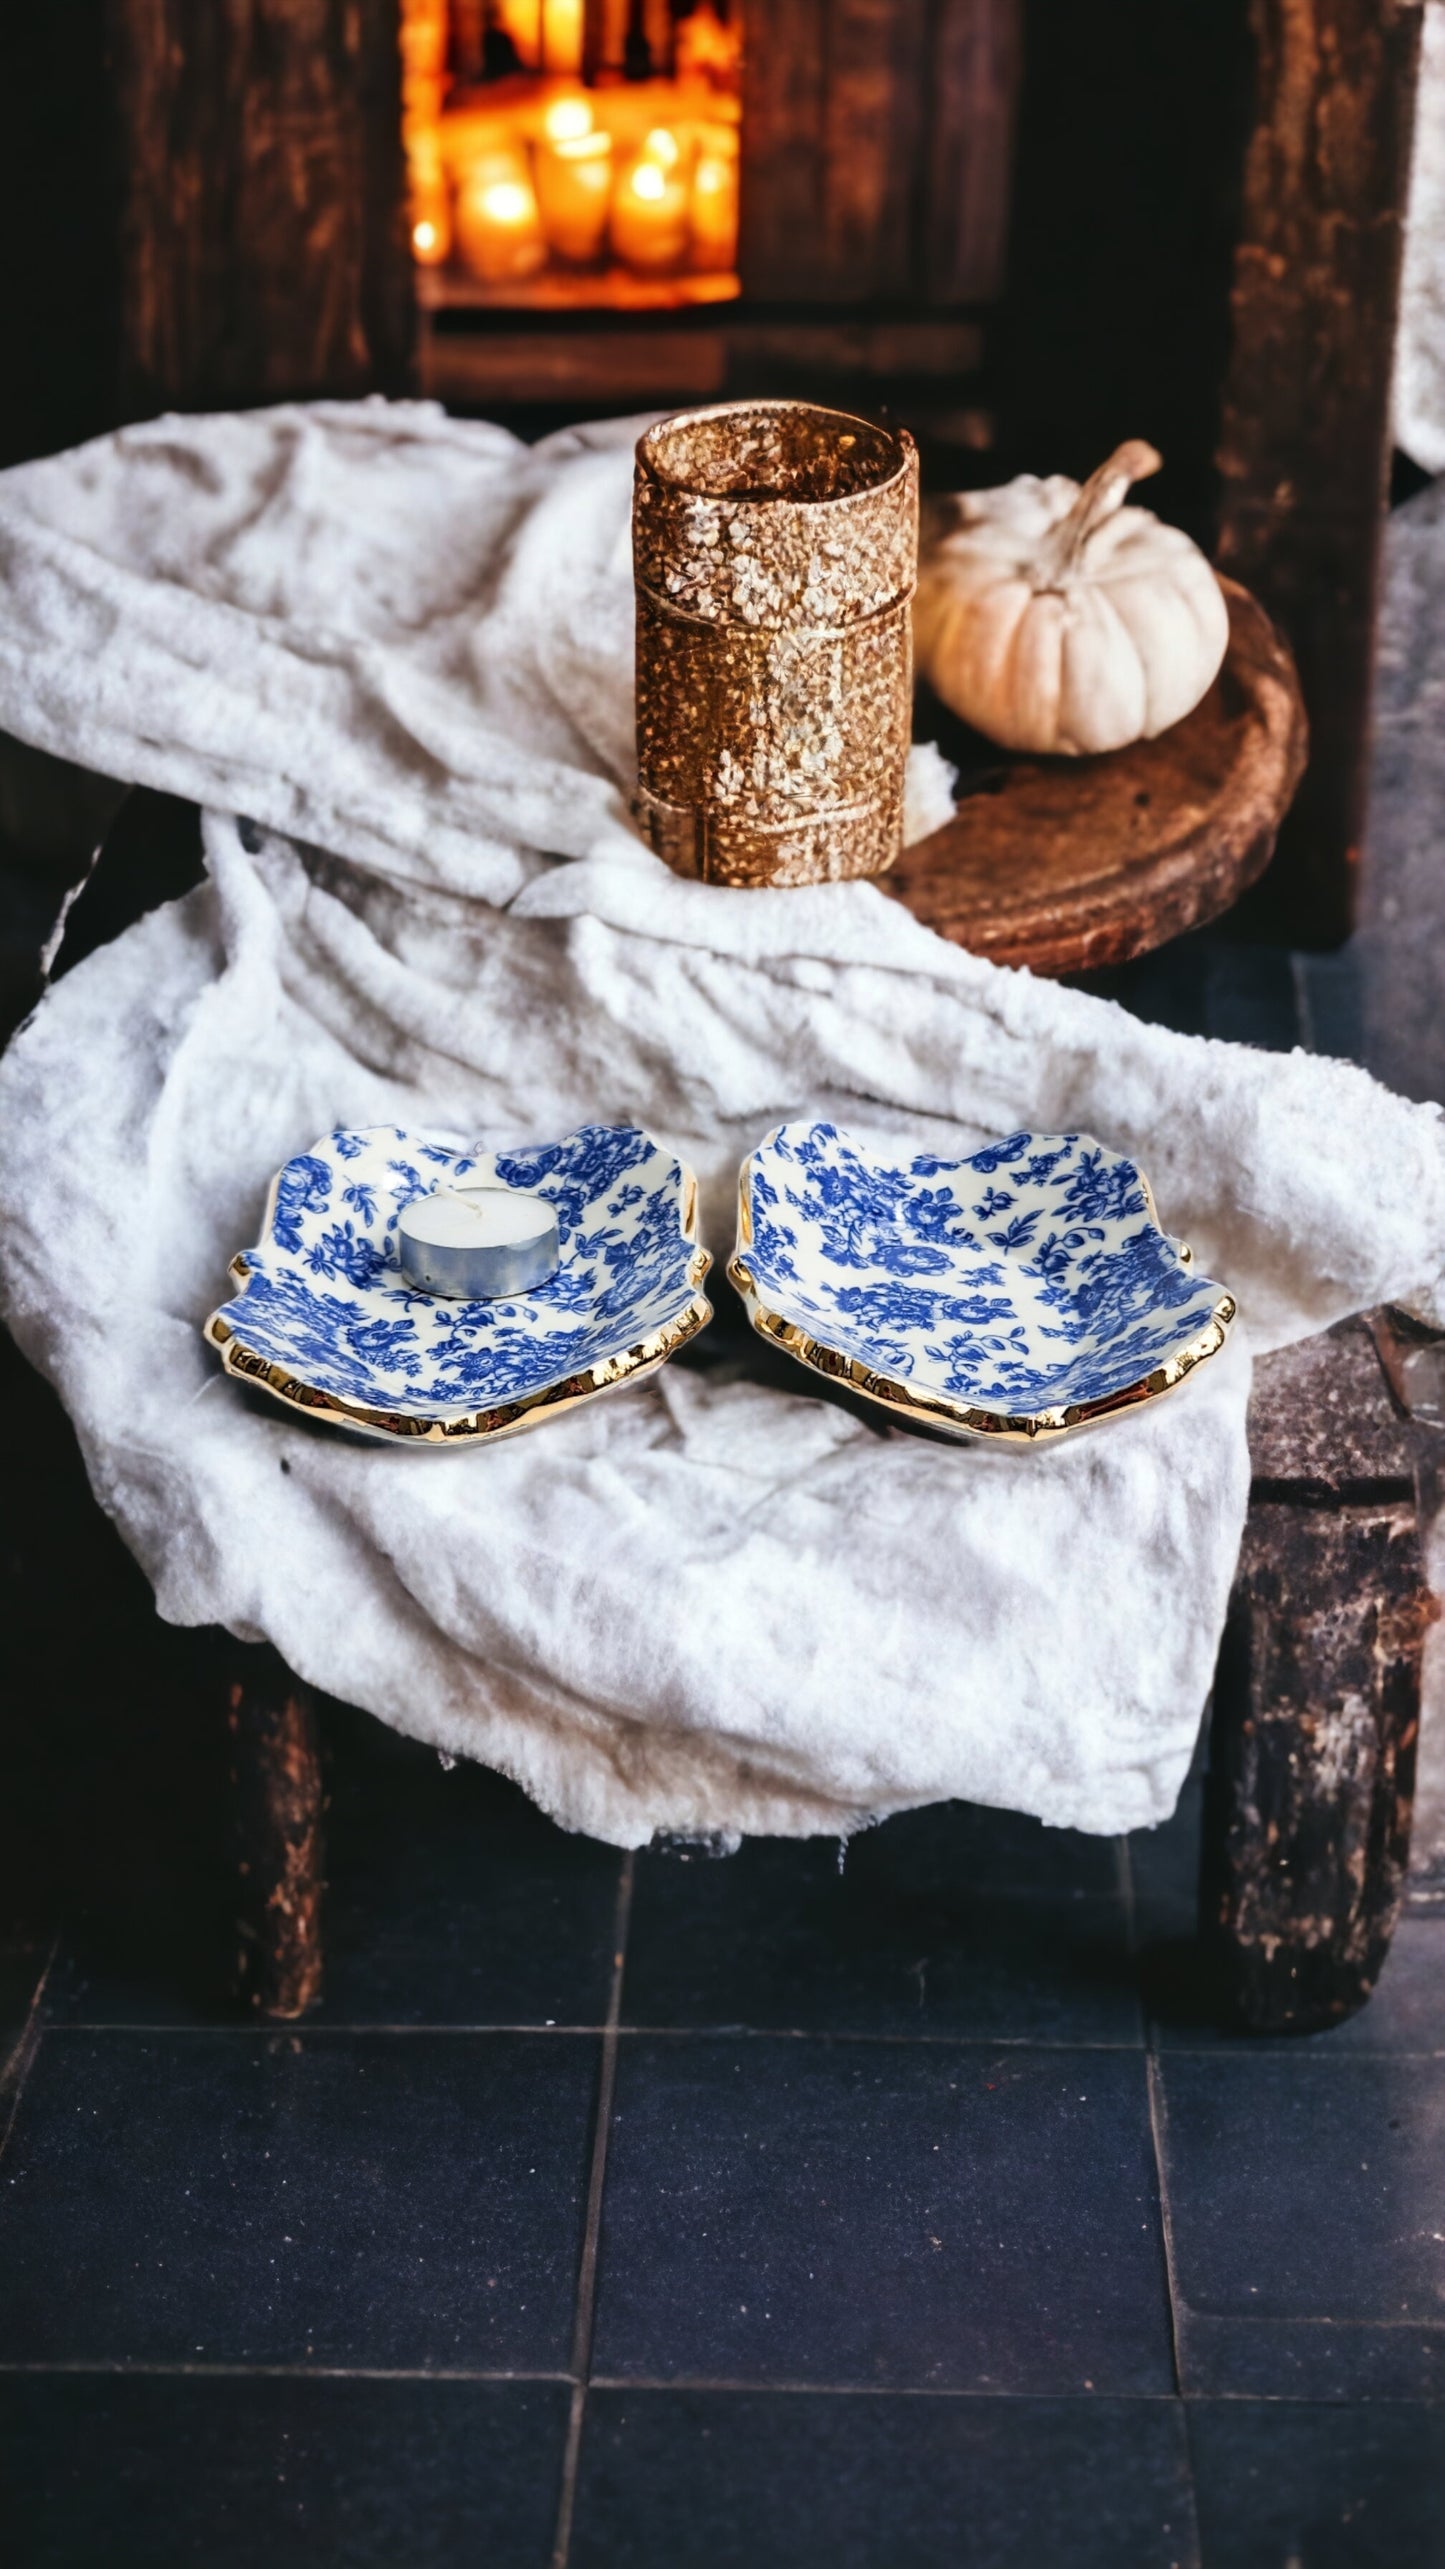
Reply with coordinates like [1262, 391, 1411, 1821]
[820, 0, 930, 299]
[923, 0, 1021, 304]
[107, 0, 414, 413]
[422, 313, 983, 407]
[1216, 0, 1423, 947]
[739, 0, 829, 297]
[740, 0, 1019, 307]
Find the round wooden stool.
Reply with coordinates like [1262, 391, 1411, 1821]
[887, 581, 1308, 977]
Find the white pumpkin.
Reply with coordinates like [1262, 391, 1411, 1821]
[913, 440, 1230, 757]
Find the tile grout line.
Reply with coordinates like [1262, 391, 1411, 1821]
[41, 2021, 1179, 2052]
[551, 1852, 634, 2569]
[0, 1936, 59, 2170]
[6, 2355, 1443, 2395]
[1118, 1834, 1206, 2568]
[46, 2018, 1445, 2056]
[1120, 1836, 1188, 2396]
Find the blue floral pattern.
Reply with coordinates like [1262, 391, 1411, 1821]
[206, 1124, 710, 1439]
[732, 1121, 1234, 1434]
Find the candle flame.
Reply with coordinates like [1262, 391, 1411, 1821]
[695, 158, 728, 196]
[480, 180, 534, 224]
[412, 218, 438, 251]
[631, 161, 668, 202]
[643, 127, 681, 169]
[543, 96, 592, 143]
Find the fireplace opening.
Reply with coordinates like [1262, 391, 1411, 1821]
[402, 2, 741, 315]
[402, 0, 1017, 431]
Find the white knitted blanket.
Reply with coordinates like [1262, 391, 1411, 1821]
[1, 400, 1442, 1847]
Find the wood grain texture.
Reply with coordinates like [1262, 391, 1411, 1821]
[229, 1653, 326, 2020]
[1246, 1319, 1418, 1499]
[739, 0, 1020, 308]
[923, 0, 1021, 305]
[421, 313, 983, 407]
[107, 0, 413, 412]
[1216, 0, 1423, 945]
[1204, 1317, 1438, 2035]
[885, 582, 1307, 978]
[1207, 1497, 1430, 2033]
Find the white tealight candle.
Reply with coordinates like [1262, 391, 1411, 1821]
[536, 130, 613, 264]
[398, 1186, 560, 1299]
[612, 147, 691, 275]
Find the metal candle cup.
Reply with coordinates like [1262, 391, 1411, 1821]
[632, 401, 919, 888]
[397, 1187, 560, 1300]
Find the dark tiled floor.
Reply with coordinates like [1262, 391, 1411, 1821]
[0, 2028, 597, 2371]
[572, 2390, 1197, 2569]
[593, 2037, 1172, 2393]
[5, 476, 1445, 2559]
[623, 1812, 1141, 2046]
[5, 1383, 1445, 2560]
[1158, 2050, 1445, 2401]
[0, 2374, 571, 2569]
[1188, 2400, 1445, 2569]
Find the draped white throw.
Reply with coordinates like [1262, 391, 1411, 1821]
[0, 401, 1442, 1846]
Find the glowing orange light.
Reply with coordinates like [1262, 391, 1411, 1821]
[643, 127, 681, 169]
[536, 129, 613, 263]
[614, 145, 690, 272]
[455, 159, 547, 282]
[482, 180, 533, 224]
[690, 143, 739, 273]
[543, 95, 593, 144]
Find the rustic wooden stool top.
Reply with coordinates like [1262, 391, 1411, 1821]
[888, 582, 1308, 978]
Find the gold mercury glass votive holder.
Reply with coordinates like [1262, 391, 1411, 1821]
[631, 400, 919, 888]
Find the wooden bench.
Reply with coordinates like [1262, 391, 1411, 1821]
[229, 1310, 1439, 2034]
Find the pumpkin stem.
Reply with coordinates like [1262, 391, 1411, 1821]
[1037, 439, 1163, 584]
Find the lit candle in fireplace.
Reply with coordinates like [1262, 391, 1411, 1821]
[408, 137, 453, 267]
[690, 128, 739, 272]
[455, 155, 548, 285]
[541, 93, 594, 146]
[536, 130, 614, 265]
[612, 137, 690, 275]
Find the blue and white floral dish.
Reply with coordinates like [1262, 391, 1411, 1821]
[205, 1124, 712, 1445]
[730, 1120, 1235, 1443]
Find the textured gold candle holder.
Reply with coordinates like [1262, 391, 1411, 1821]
[632, 400, 919, 888]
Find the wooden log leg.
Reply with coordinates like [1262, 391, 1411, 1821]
[228, 1650, 326, 2020]
[1202, 1317, 1437, 2033]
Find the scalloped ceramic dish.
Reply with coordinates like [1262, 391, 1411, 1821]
[730, 1119, 1235, 1443]
[205, 1123, 712, 1444]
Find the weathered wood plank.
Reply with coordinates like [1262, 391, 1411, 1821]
[107, 0, 414, 413]
[420, 313, 983, 406]
[738, 0, 826, 296]
[922, 0, 1021, 305]
[819, 0, 930, 301]
[739, 0, 1020, 308]
[1216, 0, 1423, 945]
[229, 1651, 326, 2019]
[1245, 1315, 1418, 1498]
[1206, 1498, 1430, 2032]
[1203, 1315, 1437, 2033]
